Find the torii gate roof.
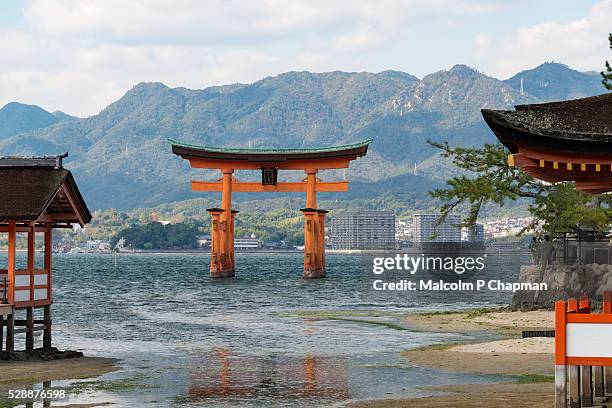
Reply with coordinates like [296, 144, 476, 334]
[170, 138, 372, 170]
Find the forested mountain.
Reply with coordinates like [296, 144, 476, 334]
[0, 62, 606, 210]
[504, 62, 604, 101]
[0, 102, 61, 140]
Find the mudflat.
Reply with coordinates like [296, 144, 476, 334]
[0, 357, 120, 386]
[346, 382, 554, 408]
[349, 308, 556, 407]
[402, 309, 554, 336]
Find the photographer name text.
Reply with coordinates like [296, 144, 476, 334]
[372, 279, 547, 292]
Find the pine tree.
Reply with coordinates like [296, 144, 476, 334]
[603, 33, 612, 90]
[428, 141, 612, 237]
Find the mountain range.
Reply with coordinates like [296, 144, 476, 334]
[0, 62, 607, 211]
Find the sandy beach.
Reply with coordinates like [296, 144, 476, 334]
[350, 308, 555, 407]
[403, 308, 554, 336]
[0, 357, 120, 386]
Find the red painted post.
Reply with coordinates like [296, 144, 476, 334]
[567, 298, 578, 313]
[301, 209, 317, 278]
[44, 224, 52, 302]
[555, 300, 567, 408]
[603, 291, 612, 314]
[219, 169, 235, 276]
[207, 208, 229, 278]
[317, 210, 328, 276]
[7, 221, 15, 305]
[578, 296, 590, 313]
[604, 292, 612, 395]
[28, 223, 35, 304]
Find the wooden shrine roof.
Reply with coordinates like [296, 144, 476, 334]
[0, 155, 91, 226]
[482, 93, 612, 155]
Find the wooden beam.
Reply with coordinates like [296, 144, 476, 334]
[593, 366, 604, 398]
[45, 225, 52, 302]
[605, 366, 612, 395]
[7, 221, 15, 305]
[43, 305, 51, 348]
[568, 365, 580, 408]
[555, 365, 567, 408]
[13, 319, 45, 325]
[28, 223, 35, 307]
[192, 180, 348, 193]
[0, 226, 49, 233]
[25, 307, 34, 352]
[188, 156, 354, 170]
[519, 145, 612, 165]
[37, 212, 79, 223]
[58, 185, 85, 226]
[6, 313, 14, 351]
[575, 179, 612, 193]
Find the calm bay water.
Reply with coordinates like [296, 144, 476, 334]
[6, 252, 528, 407]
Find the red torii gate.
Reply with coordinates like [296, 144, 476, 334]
[171, 139, 371, 278]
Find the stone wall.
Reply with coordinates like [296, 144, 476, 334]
[512, 263, 612, 310]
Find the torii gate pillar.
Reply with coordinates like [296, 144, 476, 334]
[301, 169, 326, 278]
[207, 169, 236, 278]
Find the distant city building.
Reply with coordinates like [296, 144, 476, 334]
[395, 218, 414, 241]
[197, 235, 211, 248]
[331, 211, 395, 250]
[482, 217, 534, 238]
[467, 223, 485, 242]
[413, 214, 461, 243]
[235, 237, 261, 249]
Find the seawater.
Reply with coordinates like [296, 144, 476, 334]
[4, 252, 528, 407]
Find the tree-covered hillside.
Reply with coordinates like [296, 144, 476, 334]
[0, 62, 606, 211]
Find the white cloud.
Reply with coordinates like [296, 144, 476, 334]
[0, 0, 510, 116]
[475, 0, 612, 78]
[22, 0, 502, 45]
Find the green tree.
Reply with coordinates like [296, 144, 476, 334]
[110, 222, 200, 249]
[603, 33, 612, 90]
[428, 141, 612, 238]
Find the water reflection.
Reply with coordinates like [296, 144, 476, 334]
[187, 350, 348, 404]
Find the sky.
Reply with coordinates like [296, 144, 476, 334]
[0, 0, 610, 117]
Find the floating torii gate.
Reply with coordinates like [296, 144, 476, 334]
[171, 139, 371, 278]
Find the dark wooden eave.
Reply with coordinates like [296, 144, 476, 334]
[482, 92, 612, 156]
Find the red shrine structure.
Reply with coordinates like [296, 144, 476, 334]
[482, 93, 612, 194]
[483, 93, 612, 408]
[0, 154, 91, 352]
[171, 139, 371, 278]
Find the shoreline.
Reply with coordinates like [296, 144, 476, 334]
[349, 307, 555, 407]
[0, 357, 120, 387]
[41, 247, 529, 256]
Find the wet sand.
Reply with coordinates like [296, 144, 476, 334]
[402, 341, 553, 376]
[0, 357, 120, 386]
[347, 382, 554, 407]
[402, 309, 554, 374]
[403, 309, 554, 336]
[351, 309, 555, 407]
